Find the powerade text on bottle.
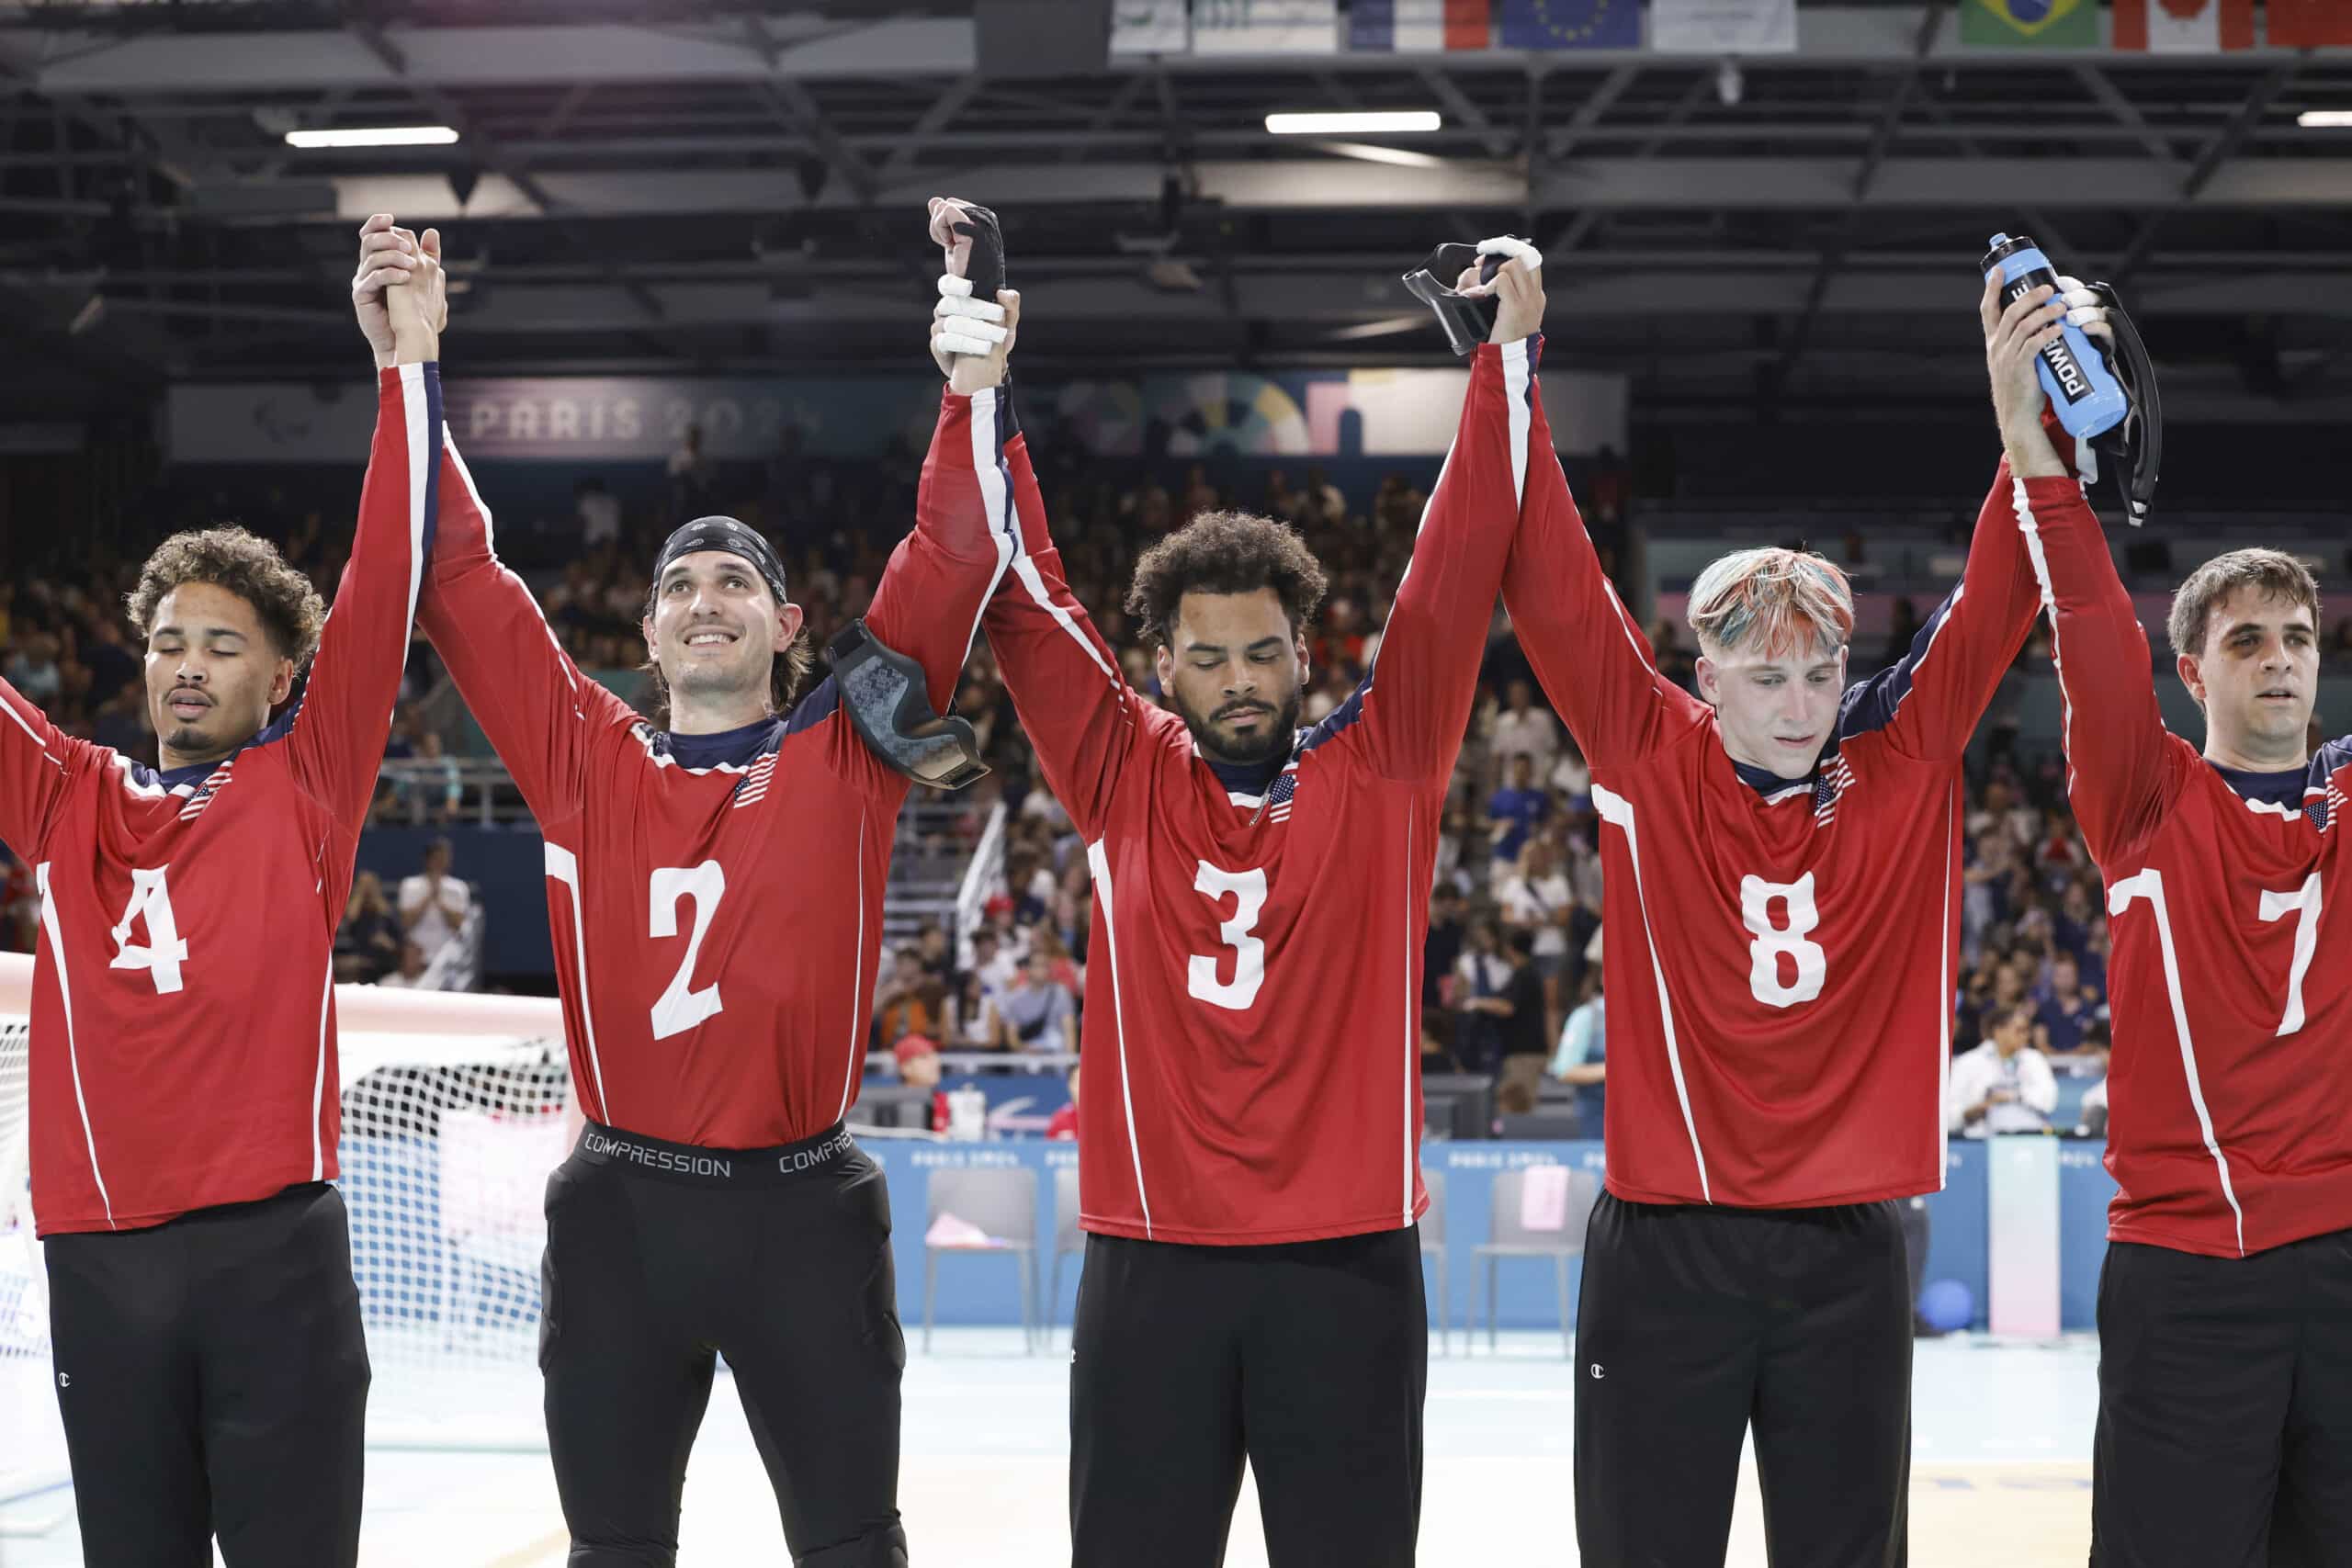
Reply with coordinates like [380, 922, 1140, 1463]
[1982, 232, 2130, 444]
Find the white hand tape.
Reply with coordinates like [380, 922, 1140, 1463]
[937, 331, 999, 357]
[937, 273, 974, 299]
[936, 293, 1007, 325]
[1476, 235, 1544, 271]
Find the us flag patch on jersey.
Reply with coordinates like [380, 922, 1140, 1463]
[1266, 769, 1298, 823]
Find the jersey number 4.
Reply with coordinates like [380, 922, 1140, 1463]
[107, 865, 189, 995]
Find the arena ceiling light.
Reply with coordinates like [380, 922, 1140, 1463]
[2298, 110, 2352, 128]
[285, 126, 462, 149]
[1264, 110, 1441, 136]
[1317, 141, 1449, 169]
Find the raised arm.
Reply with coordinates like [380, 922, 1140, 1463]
[975, 391, 1147, 840]
[1834, 456, 2042, 761]
[418, 424, 637, 829]
[279, 362, 438, 829]
[1334, 312, 1541, 784]
[0, 678, 85, 862]
[1986, 276, 2184, 864]
[858, 291, 1025, 716]
[1499, 386, 1709, 770]
[349, 215, 635, 829]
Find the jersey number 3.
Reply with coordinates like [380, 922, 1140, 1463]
[1188, 862, 1268, 1011]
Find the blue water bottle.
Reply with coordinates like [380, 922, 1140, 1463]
[1982, 232, 2130, 443]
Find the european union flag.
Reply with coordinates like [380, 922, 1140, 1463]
[1498, 0, 1641, 49]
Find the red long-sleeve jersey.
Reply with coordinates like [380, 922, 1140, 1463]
[416, 389, 1011, 1148]
[2018, 483, 2352, 1258]
[1502, 454, 2062, 1209]
[974, 339, 1540, 1245]
[6, 366, 437, 1236]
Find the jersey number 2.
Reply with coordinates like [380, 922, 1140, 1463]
[650, 861, 727, 1040]
[1188, 862, 1267, 1011]
[108, 866, 188, 995]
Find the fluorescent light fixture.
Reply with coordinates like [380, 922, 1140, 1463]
[1329, 315, 1430, 342]
[285, 125, 460, 149]
[1265, 110, 1440, 135]
[2299, 110, 2352, 128]
[1317, 140, 1448, 169]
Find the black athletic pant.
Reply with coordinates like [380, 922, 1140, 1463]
[1574, 1192, 1911, 1568]
[1069, 1226, 1428, 1568]
[541, 1120, 907, 1568]
[2094, 1228, 2352, 1568]
[43, 1181, 370, 1568]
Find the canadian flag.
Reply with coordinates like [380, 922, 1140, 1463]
[2113, 0, 2255, 51]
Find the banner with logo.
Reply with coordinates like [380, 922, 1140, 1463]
[1650, 0, 1797, 53]
[1110, 0, 1190, 54]
[169, 368, 1629, 464]
[1191, 0, 1340, 54]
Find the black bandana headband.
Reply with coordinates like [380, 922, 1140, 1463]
[653, 515, 790, 607]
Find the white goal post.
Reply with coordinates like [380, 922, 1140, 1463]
[0, 952, 573, 1451]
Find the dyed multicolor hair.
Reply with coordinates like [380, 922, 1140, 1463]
[1686, 547, 1854, 661]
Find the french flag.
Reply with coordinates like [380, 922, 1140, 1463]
[1350, 0, 1492, 51]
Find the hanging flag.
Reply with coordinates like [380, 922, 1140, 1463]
[2268, 0, 2352, 48]
[1193, 0, 1340, 54]
[2113, 0, 2255, 51]
[1498, 0, 1641, 50]
[1350, 0, 1494, 51]
[1651, 0, 1796, 53]
[1958, 0, 2097, 47]
[1111, 0, 1189, 55]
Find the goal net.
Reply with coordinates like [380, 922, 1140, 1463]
[0, 953, 571, 1452]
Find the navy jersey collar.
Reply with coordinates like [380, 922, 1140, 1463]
[659, 716, 782, 770]
[1201, 733, 1298, 797]
[1730, 755, 1818, 802]
[2209, 758, 2313, 810]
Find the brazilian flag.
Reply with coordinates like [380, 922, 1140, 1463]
[1958, 0, 2097, 47]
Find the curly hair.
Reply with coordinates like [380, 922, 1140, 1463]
[125, 525, 326, 666]
[1123, 510, 1329, 650]
[637, 580, 817, 727]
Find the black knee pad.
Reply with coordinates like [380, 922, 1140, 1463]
[795, 1523, 909, 1568]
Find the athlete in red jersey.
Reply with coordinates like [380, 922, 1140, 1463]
[4, 214, 444, 1568]
[364, 218, 1016, 1567]
[1500, 279, 2100, 1567]
[2014, 304, 2352, 1568]
[940, 244, 1544, 1566]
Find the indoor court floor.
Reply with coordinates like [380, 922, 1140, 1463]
[1, 1330, 2098, 1566]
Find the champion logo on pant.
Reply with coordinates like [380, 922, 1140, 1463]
[1589, 1363, 1605, 1380]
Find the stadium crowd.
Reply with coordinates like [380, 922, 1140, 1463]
[7, 446, 2349, 1141]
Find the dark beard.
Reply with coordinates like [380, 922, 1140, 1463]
[1170, 684, 1303, 768]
